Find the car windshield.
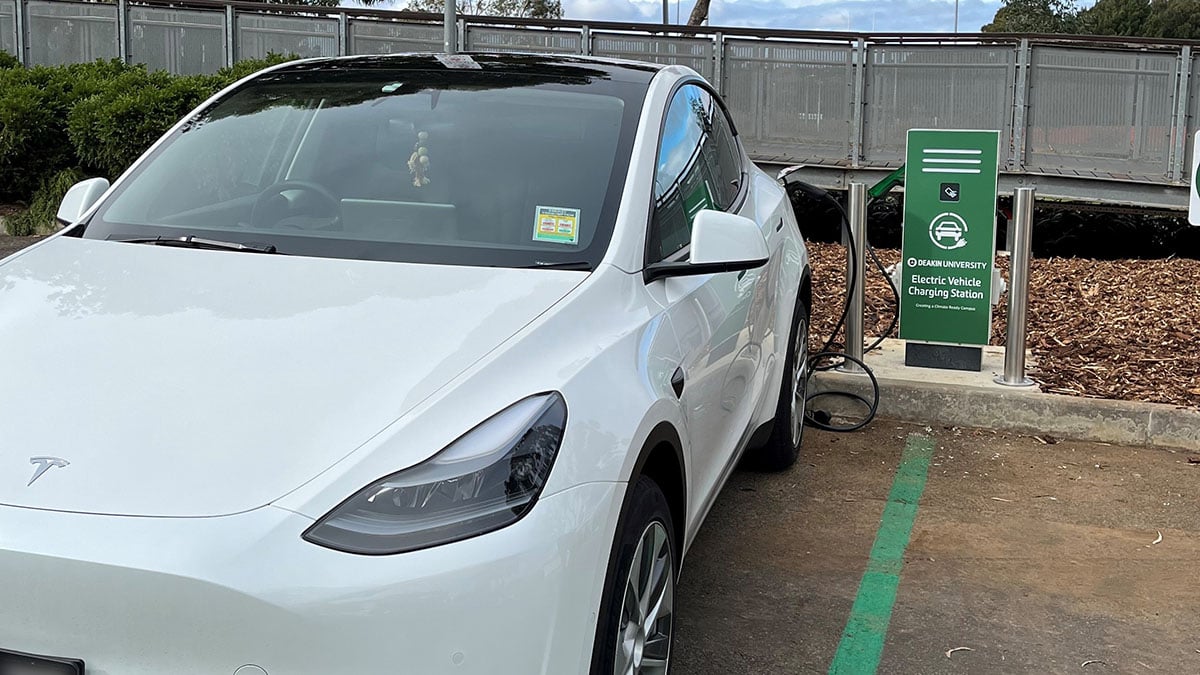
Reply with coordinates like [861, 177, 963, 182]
[80, 58, 648, 269]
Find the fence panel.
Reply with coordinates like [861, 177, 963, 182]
[465, 26, 581, 54]
[27, 0, 117, 66]
[591, 32, 713, 79]
[236, 12, 337, 61]
[348, 18, 441, 55]
[1185, 52, 1200, 185]
[1, 0, 16, 58]
[1026, 46, 1176, 179]
[130, 6, 224, 74]
[862, 45, 1015, 166]
[13, 0, 1200, 199]
[723, 39, 854, 165]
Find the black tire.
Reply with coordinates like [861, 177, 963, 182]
[744, 296, 810, 472]
[590, 476, 677, 675]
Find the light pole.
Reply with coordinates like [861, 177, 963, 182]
[954, 0, 959, 32]
[663, 0, 669, 24]
[444, 0, 456, 53]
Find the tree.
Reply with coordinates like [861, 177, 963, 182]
[1143, 0, 1200, 39]
[688, 0, 711, 25]
[404, 0, 563, 19]
[981, 0, 1081, 33]
[1069, 0, 1200, 39]
[1076, 0, 1152, 36]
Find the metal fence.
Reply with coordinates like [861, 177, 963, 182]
[7, 0, 1200, 207]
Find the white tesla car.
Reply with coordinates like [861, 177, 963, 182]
[0, 53, 810, 675]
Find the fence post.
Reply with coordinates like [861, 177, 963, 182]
[1170, 45, 1191, 183]
[1010, 38, 1030, 172]
[456, 17, 465, 53]
[580, 24, 589, 55]
[116, 0, 129, 63]
[224, 4, 235, 67]
[337, 11, 348, 57]
[850, 37, 866, 169]
[15, 0, 28, 66]
[995, 187, 1036, 387]
[712, 31, 723, 95]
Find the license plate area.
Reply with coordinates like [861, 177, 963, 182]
[0, 648, 83, 675]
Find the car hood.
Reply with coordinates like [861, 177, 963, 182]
[0, 238, 586, 517]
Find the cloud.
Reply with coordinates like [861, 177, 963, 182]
[570, 0, 658, 22]
[348, 0, 1099, 33]
[561, 0, 1055, 32]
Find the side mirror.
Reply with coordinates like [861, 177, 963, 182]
[644, 210, 769, 283]
[56, 177, 110, 226]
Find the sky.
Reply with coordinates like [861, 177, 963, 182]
[565, 0, 1091, 33]
[351, 0, 1104, 34]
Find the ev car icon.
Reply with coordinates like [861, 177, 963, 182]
[929, 212, 969, 250]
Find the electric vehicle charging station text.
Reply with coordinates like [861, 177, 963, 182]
[900, 129, 1000, 370]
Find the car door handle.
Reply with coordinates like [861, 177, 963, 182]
[775, 218, 784, 232]
[671, 367, 685, 398]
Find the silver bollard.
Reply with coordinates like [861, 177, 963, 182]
[839, 182, 867, 373]
[995, 187, 1036, 387]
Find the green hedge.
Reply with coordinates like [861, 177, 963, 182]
[68, 71, 216, 179]
[0, 52, 293, 233]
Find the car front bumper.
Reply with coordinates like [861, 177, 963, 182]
[0, 482, 623, 675]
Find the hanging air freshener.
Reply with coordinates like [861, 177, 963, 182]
[408, 131, 430, 188]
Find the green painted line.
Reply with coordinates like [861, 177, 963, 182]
[828, 434, 935, 675]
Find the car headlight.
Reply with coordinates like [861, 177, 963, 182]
[302, 392, 567, 555]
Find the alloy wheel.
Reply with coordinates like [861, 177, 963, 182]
[613, 521, 673, 675]
[790, 315, 809, 446]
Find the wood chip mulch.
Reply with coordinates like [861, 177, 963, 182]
[807, 242, 1200, 410]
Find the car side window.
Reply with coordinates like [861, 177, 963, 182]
[648, 84, 743, 264]
[708, 102, 743, 207]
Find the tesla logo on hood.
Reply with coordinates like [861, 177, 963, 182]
[27, 456, 69, 486]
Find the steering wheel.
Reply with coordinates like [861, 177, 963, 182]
[249, 181, 340, 230]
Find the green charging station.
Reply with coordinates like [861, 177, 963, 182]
[899, 129, 1001, 371]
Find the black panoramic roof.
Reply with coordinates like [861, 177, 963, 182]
[269, 52, 663, 85]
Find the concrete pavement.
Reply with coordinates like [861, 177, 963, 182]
[675, 420, 1200, 674]
[811, 339, 1200, 451]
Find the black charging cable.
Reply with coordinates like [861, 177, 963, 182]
[784, 179, 895, 432]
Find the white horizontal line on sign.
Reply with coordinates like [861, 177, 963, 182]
[921, 158, 982, 164]
[923, 148, 983, 155]
[921, 168, 982, 174]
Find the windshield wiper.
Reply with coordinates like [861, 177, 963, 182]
[112, 235, 278, 254]
[520, 260, 593, 270]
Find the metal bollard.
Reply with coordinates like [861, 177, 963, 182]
[839, 182, 867, 373]
[995, 187, 1036, 387]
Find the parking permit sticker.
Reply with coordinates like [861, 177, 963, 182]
[533, 206, 580, 245]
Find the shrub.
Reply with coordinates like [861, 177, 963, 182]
[66, 54, 295, 179]
[67, 70, 193, 178]
[0, 54, 296, 204]
[0, 59, 138, 200]
[0, 74, 73, 200]
[5, 167, 83, 236]
[214, 53, 295, 86]
[0, 51, 18, 70]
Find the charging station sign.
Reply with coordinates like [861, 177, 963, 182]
[899, 129, 1000, 346]
[1190, 130, 1200, 226]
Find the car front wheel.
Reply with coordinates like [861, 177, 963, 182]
[591, 475, 676, 675]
